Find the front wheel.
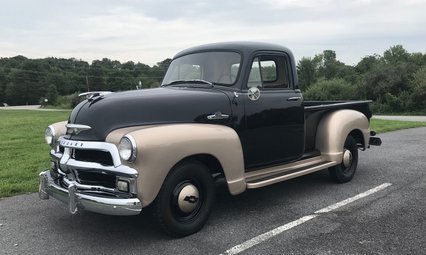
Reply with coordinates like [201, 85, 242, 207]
[329, 135, 358, 183]
[153, 160, 215, 237]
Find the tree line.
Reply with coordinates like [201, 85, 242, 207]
[299, 45, 426, 113]
[0, 56, 171, 107]
[1, 45, 426, 113]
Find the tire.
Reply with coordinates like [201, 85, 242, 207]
[329, 135, 358, 183]
[153, 160, 215, 237]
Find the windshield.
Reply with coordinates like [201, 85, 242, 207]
[162, 51, 241, 86]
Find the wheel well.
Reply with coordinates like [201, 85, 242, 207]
[349, 129, 365, 148]
[178, 154, 225, 178]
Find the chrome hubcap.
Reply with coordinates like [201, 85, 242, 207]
[177, 184, 199, 213]
[342, 149, 353, 168]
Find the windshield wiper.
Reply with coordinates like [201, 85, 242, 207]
[162, 79, 214, 87]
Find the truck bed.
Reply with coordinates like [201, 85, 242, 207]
[304, 100, 372, 151]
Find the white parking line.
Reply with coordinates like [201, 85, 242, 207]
[222, 215, 318, 255]
[221, 183, 393, 255]
[315, 183, 392, 214]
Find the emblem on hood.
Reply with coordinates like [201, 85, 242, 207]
[66, 124, 92, 135]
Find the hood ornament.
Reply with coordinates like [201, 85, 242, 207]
[66, 124, 92, 135]
[79, 91, 112, 101]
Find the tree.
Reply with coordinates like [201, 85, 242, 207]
[5, 64, 46, 105]
[0, 68, 6, 103]
[297, 57, 319, 91]
[71, 60, 90, 92]
[304, 50, 357, 84]
[383, 45, 409, 64]
[357, 62, 414, 112]
[355, 55, 382, 74]
[304, 78, 357, 101]
[88, 60, 107, 91]
[107, 70, 134, 91]
[408, 52, 425, 67]
[3, 55, 27, 69]
[0, 55, 176, 105]
[46, 71, 71, 95]
[410, 66, 426, 112]
[121, 61, 135, 71]
[151, 58, 172, 85]
[316, 50, 338, 79]
[45, 84, 59, 105]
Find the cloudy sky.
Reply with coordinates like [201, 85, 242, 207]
[1, 0, 425, 66]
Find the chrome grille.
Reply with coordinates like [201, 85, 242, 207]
[75, 170, 116, 188]
[71, 149, 114, 166]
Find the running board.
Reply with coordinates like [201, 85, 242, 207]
[246, 160, 336, 189]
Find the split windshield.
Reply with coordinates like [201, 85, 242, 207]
[162, 51, 241, 86]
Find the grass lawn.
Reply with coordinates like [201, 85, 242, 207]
[370, 119, 426, 133]
[0, 110, 69, 198]
[0, 110, 425, 198]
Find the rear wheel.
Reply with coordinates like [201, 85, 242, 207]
[329, 135, 358, 183]
[154, 160, 215, 237]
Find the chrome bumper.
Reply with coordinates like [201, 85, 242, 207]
[39, 170, 142, 216]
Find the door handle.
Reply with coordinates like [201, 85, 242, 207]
[207, 112, 229, 120]
[287, 97, 301, 101]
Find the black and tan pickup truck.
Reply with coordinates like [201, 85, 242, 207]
[39, 42, 381, 236]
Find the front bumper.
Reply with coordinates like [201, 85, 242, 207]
[39, 170, 142, 216]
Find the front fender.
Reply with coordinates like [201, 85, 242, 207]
[106, 124, 246, 207]
[315, 110, 370, 163]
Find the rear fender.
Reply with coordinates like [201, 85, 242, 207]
[315, 110, 370, 163]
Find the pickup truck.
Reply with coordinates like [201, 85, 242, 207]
[39, 42, 381, 237]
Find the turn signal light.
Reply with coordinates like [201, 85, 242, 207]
[117, 180, 129, 193]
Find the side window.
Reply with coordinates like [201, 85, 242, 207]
[248, 57, 262, 88]
[247, 55, 291, 89]
[260, 60, 277, 82]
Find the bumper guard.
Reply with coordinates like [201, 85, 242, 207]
[39, 170, 142, 216]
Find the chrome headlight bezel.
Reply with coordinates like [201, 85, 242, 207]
[118, 135, 137, 162]
[45, 126, 56, 146]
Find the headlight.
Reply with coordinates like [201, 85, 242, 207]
[118, 135, 137, 162]
[44, 126, 55, 145]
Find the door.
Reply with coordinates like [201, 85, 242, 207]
[241, 53, 304, 169]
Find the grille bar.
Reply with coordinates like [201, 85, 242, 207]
[72, 148, 114, 166]
[53, 137, 138, 177]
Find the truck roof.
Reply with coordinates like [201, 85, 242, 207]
[174, 41, 294, 60]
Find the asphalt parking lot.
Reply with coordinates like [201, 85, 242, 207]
[1, 127, 425, 255]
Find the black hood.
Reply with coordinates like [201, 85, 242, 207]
[68, 87, 232, 141]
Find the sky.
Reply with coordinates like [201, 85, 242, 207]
[1, 0, 425, 66]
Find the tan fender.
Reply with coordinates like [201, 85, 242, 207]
[106, 124, 246, 207]
[315, 109, 370, 163]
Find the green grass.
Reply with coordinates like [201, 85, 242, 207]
[0, 110, 425, 198]
[0, 110, 69, 198]
[373, 112, 426, 116]
[370, 119, 426, 133]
